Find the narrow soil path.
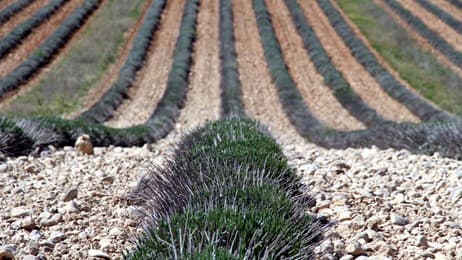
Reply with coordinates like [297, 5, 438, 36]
[375, 0, 462, 77]
[0, 0, 18, 11]
[433, 0, 462, 18]
[302, 0, 418, 123]
[69, 0, 153, 119]
[0, 0, 107, 112]
[174, 0, 220, 130]
[398, 0, 462, 52]
[233, 0, 302, 138]
[105, 0, 185, 128]
[0, 0, 84, 77]
[0, 0, 48, 39]
[265, 0, 363, 131]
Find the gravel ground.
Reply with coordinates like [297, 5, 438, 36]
[1, 134, 461, 259]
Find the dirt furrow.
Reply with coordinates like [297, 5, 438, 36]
[232, 0, 301, 138]
[105, 0, 185, 128]
[302, 0, 418, 123]
[0, 0, 48, 39]
[265, 0, 363, 131]
[174, 0, 220, 130]
[0, 0, 106, 112]
[69, 0, 153, 119]
[398, 0, 462, 52]
[433, 0, 462, 18]
[373, 0, 462, 80]
[0, 0, 84, 77]
[0, 0, 17, 11]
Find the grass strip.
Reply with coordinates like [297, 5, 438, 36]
[285, 0, 388, 127]
[0, 0, 102, 100]
[6, 0, 148, 117]
[0, 0, 33, 25]
[416, 0, 462, 35]
[219, 0, 245, 118]
[384, 0, 462, 69]
[319, 0, 457, 121]
[0, 0, 68, 59]
[77, 0, 166, 123]
[125, 118, 325, 259]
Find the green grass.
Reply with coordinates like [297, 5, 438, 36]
[5, 0, 147, 118]
[337, 0, 462, 116]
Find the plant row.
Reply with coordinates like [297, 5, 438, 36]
[448, 0, 462, 9]
[0, 0, 200, 157]
[219, 0, 245, 118]
[125, 118, 325, 259]
[0, 0, 102, 99]
[249, 0, 462, 159]
[416, 0, 462, 35]
[384, 0, 462, 69]
[0, 0, 68, 59]
[283, 0, 387, 127]
[78, 0, 167, 123]
[0, 0, 33, 25]
[317, 0, 455, 122]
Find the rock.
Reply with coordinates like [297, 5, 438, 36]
[434, 253, 450, 260]
[62, 188, 78, 202]
[50, 231, 65, 243]
[29, 241, 39, 255]
[20, 217, 36, 231]
[367, 257, 391, 260]
[75, 135, 94, 155]
[345, 241, 365, 256]
[0, 164, 8, 173]
[450, 187, 462, 203]
[367, 216, 382, 230]
[101, 175, 115, 184]
[339, 255, 354, 260]
[64, 200, 80, 214]
[30, 230, 42, 241]
[99, 238, 112, 251]
[0, 248, 14, 260]
[23, 255, 36, 260]
[391, 214, 409, 226]
[338, 211, 352, 221]
[88, 249, 110, 259]
[392, 193, 405, 204]
[78, 231, 88, 240]
[109, 227, 123, 237]
[40, 214, 62, 227]
[10, 207, 31, 218]
[415, 235, 428, 248]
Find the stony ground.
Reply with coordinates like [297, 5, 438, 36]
[1, 136, 461, 259]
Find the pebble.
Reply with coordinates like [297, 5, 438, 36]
[30, 230, 41, 241]
[0, 248, 14, 260]
[10, 207, 31, 218]
[88, 249, 111, 259]
[0, 164, 8, 173]
[109, 227, 123, 237]
[391, 214, 409, 226]
[345, 241, 365, 256]
[62, 188, 78, 202]
[50, 231, 66, 243]
[450, 187, 462, 203]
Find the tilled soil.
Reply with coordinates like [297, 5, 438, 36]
[301, 0, 418, 123]
[398, 0, 462, 53]
[265, 0, 364, 131]
[105, 0, 185, 128]
[69, 0, 154, 120]
[0, 0, 48, 39]
[0, 0, 107, 113]
[0, 0, 85, 77]
[432, 0, 462, 19]
[375, 0, 462, 78]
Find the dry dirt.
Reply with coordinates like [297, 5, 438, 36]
[68, 0, 154, 119]
[0, 0, 84, 77]
[375, 0, 462, 78]
[0, 0, 107, 113]
[302, 0, 418, 123]
[432, 0, 462, 19]
[105, 0, 185, 128]
[398, 0, 462, 53]
[0, 0, 48, 39]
